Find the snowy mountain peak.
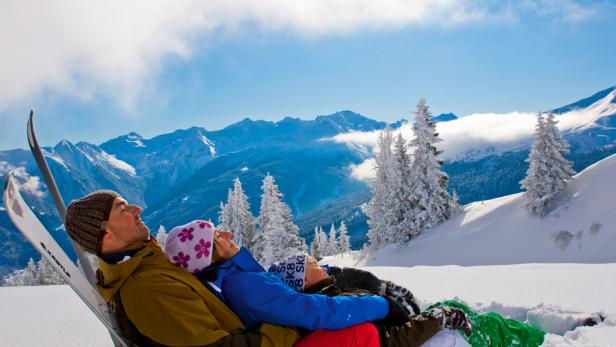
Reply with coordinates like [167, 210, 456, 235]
[53, 139, 76, 151]
[552, 86, 616, 114]
[315, 110, 385, 131]
[126, 131, 143, 139]
[433, 113, 458, 122]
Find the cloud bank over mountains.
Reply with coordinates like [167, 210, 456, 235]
[0, 0, 604, 113]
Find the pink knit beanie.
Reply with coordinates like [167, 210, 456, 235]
[164, 220, 215, 274]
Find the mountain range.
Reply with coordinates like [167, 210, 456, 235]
[1, 86, 615, 277]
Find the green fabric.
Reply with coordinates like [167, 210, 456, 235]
[427, 300, 546, 347]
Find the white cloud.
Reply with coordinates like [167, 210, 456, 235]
[0, 161, 46, 198]
[0, 0, 601, 112]
[349, 158, 376, 181]
[517, 0, 599, 23]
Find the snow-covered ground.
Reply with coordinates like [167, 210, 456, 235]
[1, 263, 614, 346]
[363, 264, 616, 346]
[0, 285, 112, 346]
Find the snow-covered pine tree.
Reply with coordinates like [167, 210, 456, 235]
[218, 191, 232, 230]
[228, 178, 257, 250]
[521, 111, 575, 216]
[338, 221, 351, 257]
[318, 227, 329, 256]
[2, 258, 37, 286]
[544, 110, 575, 188]
[311, 226, 323, 259]
[365, 125, 394, 249]
[254, 174, 306, 267]
[278, 200, 307, 255]
[3, 257, 65, 286]
[328, 223, 338, 256]
[37, 258, 64, 285]
[155, 225, 167, 248]
[409, 98, 455, 234]
[26, 257, 39, 284]
[386, 133, 418, 244]
[452, 190, 461, 213]
[521, 112, 549, 215]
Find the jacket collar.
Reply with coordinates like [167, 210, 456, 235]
[96, 239, 160, 302]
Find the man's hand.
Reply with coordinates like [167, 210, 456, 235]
[213, 229, 240, 262]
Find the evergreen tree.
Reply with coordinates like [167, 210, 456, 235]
[328, 223, 338, 256]
[386, 133, 419, 244]
[452, 190, 461, 213]
[254, 174, 306, 267]
[365, 125, 394, 248]
[218, 191, 232, 230]
[338, 221, 351, 257]
[521, 111, 575, 216]
[155, 225, 167, 248]
[37, 258, 64, 285]
[219, 179, 257, 250]
[409, 98, 455, 235]
[311, 226, 323, 259]
[230, 178, 257, 250]
[26, 258, 39, 285]
[3, 257, 65, 286]
[319, 227, 329, 256]
[320, 227, 326, 256]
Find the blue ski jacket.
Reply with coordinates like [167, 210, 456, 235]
[197, 248, 389, 331]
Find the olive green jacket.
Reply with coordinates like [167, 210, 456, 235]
[96, 240, 299, 347]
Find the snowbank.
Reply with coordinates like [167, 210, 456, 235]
[341, 153, 616, 267]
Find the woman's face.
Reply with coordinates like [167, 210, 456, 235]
[304, 256, 329, 288]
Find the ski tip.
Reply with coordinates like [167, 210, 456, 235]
[28, 109, 34, 128]
[27, 110, 37, 148]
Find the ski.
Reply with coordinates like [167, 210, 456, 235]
[3, 174, 128, 346]
[25, 110, 126, 346]
[26, 110, 98, 286]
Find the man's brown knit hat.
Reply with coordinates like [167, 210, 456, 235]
[65, 190, 119, 254]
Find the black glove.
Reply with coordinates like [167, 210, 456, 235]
[384, 281, 421, 315]
[383, 296, 411, 326]
[424, 306, 472, 337]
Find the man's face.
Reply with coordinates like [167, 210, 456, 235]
[105, 197, 150, 248]
[305, 256, 329, 288]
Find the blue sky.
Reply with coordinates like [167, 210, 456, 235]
[1, 0, 615, 150]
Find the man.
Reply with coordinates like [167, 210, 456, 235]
[64, 190, 381, 347]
